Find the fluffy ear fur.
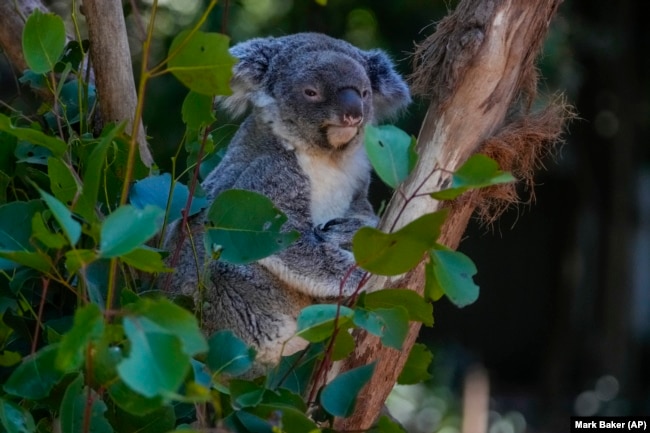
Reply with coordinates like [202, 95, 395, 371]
[221, 37, 281, 117]
[364, 49, 411, 121]
[221, 34, 411, 121]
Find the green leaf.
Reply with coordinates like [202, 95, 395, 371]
[129, 173, 208, 223]
[375, 415, 407, 433]
[0, 251, 50, 273]
[168, 30, 236, 96]
[64, 249, 97, 274]
[296, 304, 354, 343]
[60, 374, 113, 433]
[107, 381, 164, 415]
[430, 247, 479, 307]
[182, 91, 216, 130]
[127, 298, 207, 356]
[397, 343, 433, 385]
[3, 345, 68, 400]
[364, 125, 416, 188]
[22, 10, 66, 73]
[265, 345, 321, 395]
[120, 247, 172, 273]
[48, 157, 80, 206]
[320, 362, 375, 418]
[56, 303, 104, 371]
[353, 307, 409, 350]
[206, 330, 256, 377]
[37, 188, 81, 246]
[331, 328, 355, 361]
[229, 380, 265, 409]
[0, 351, 21, 368]
[0, 114, 67, 156]
[362, 289, 433, 326]
[424, 258, 445, 302]
[0, 398, 36, 433]
[250, 404, 318, 433]
[353, 210, 448, 276]
[75, 123, 124, 221]
[0, 200, 44, 270]
[99, 205, 164, 258]
[205, 189, 299, 264]
[117, 316, 191, 398]
[431, 154, 515, 200]
[31, 212, 67, 249]
[106, 403, 175, 433]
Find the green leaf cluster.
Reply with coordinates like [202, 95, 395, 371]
[0, 5, 517, 432]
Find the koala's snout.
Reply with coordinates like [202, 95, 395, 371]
[338, 88, 364, 126]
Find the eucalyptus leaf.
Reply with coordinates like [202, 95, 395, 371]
[3, 345, 69, 400]
[22, 10, 66, 74]
[117, 316, 190, 398]
[205, 189, 299, 264]
[295, 304, 354, 343]
[56, 303, 104, 371]
[182, 91, 216, 130]
[99, 205, 164, 258]
[31, 212, 67, 249]
[430, 247, 479, 308]
[75, 123, 124, 222]
[364, 125, 416, 188]
[47, 157, 80, 206]
[0, 114, 66, 157]
[229, 380, 265, 409]
[120, 247, 173, 273]
[168, 30, 236, 96]
[0, 398, 36, 433]
[38, 188, 81, 246]
[353, 210, 448, 276]
[397, 343, 433, 385]
[320, 362, 375, 418]
[362, 288, 433, 326]
[0, 200, 44, 270]
[206, 330, 256, 377]
[107, 381, 165, 416]
[59, 374, 113, 433]
[129, 173, 208, 223]
[431, 154, 515, 200]
[127, 297, 207, 356]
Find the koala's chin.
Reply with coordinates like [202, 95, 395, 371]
[326, 125, 359, 148]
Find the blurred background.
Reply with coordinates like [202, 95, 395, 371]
[2, 1, 648, 432]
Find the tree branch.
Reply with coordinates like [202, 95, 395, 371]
[334, 0, 567, 429]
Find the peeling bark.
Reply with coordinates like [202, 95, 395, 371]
[333, 0, 568, 430]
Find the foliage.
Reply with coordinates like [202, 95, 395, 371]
[0, 5, 514, 433]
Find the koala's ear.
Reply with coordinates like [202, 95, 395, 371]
[364, 50, 411, 121]
[221, 37, 280, 117]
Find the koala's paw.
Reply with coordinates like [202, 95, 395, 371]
[314, 217, 368, 250]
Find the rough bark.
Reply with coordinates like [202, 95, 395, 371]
[83, 0, 153, 167]
[333, 0, 567, 430]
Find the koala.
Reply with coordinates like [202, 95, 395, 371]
[165, 33, 410, 370]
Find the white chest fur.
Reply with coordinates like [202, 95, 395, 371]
[296, 146, 369, 226]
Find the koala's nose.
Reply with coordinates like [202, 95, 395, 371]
[338, 88, 363, 126]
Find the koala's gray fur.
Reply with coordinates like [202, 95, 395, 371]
[165, 33, 410, 369]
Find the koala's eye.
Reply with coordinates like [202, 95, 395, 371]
[362, 89, 370, 98]
[303, 88, 319, 99]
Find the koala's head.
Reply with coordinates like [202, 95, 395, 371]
[222, 33, 411, 151]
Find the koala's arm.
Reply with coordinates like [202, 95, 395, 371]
[231, 155, 366, 299]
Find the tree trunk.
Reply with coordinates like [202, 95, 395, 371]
[333, 0, 567, 430]
[83, 0, 153, 167]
